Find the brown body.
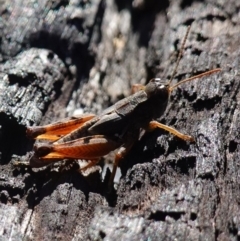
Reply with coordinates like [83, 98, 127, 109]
[27, 78, 169, 166]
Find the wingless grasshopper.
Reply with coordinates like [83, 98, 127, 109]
[26, 26, 221, 183]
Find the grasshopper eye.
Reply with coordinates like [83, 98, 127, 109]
[153, 78, 167, 89]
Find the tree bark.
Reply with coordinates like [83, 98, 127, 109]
[0, 0, 239, 240]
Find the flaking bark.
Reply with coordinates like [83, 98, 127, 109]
[0, 0, 239, 240]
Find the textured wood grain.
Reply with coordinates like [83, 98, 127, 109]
[0, 0, 239, 240]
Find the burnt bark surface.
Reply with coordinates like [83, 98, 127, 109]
[0, 0, 239, 240]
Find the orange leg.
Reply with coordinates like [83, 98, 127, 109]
[108, 130, 138, 186]
[30, 135, 120, 168]
[27, 113, 96, 141]
[147, 121, 194, 142]
[108, 147, 129, 186]
[131, 84, 145, 94]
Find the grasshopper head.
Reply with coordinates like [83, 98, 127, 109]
[145, 78, 170, 102]
[143, 78, 170, 119]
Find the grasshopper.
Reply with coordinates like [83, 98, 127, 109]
[27, 26, 221, 183]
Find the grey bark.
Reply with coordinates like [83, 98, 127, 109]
[0, 0, 239, 240]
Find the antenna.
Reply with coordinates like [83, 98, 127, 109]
[169, 68, 221, 92]
[168, 25, 191, 85]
